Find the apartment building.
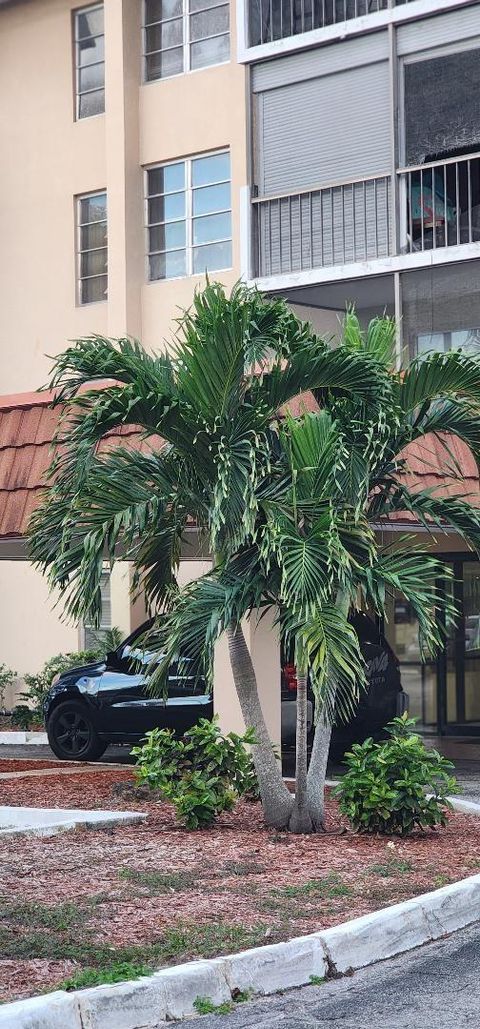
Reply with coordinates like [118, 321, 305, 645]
[0, 0, 480, 744]
[241, 0, 480, 740]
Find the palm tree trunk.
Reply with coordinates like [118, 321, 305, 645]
[227, 623, 294, 829]
[306, 712, 333, 831]
[288, 669, 313, 834]
[306, 590, 349, 832]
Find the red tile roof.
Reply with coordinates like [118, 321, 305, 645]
[0, 392, 478, 539]
[0, 392, 159, 539]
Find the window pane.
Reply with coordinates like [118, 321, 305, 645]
[190, 0, 226, 10]
[193, 239, 232, 273]
[78, 88, 105, 118]
[148, 192, 185, 224]
[79, 62, 104, 93]
[81, 274, 108, 304]
[190, 33, 229, 70]
[76, 7, 104, 39]
[80, 221, 108, 250]
[192, 152, 230, 188]
[78, 33, 104, 66]
[146, 47, 183, 80]
[417, 332, 446, 355]
[193, 181, 230, 215]
[149, 250, 186, 280]
[193, 211, 231, 245]
[145, 0, 182, 23]
[81, 249, 108, 277]
[452, 328, 480, 355]
[145, 19, 183, 52]
[79, 194, 107, 224]
[190, 5, 229, 41]
[149, 221, 186, 252]
[148, 163, 185, 196]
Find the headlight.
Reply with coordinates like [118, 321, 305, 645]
[51, 673, 61, 688]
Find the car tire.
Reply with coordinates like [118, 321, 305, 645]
[47, 700, 107, 762]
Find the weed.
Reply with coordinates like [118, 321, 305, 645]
[309, 975, 326, 986]
[57, 961, 152, 992]
[434, 874, 450, 888]
[194, 997, 234, 1015]
[118, 867, 198, 893]
[193, 990, 253, 1016]
[269, 874, 352, 901]
[367, 859, 414, 878]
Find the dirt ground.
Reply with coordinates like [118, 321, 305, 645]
[1, 763, 480, 1003]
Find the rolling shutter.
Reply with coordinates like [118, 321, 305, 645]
[256, 58, 391, 196]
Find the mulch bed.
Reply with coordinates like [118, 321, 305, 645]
[1, 765, 480, 1003]
[0, 759, 71, 773]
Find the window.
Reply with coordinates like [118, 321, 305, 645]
[83, 570, 111, 650]
[77, 191, 108, 304]
[146, 151, 231, 280]
[74, 4, 105, 119]
[417, 329, 480, 357]
[143, 0, 229, 81]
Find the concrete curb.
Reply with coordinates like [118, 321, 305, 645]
[1, 794, 480, 1028]
[0, 730, 48, 744]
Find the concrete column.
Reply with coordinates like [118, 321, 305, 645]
[104, 0, 143, 339]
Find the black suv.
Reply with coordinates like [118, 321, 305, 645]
[44, 615, 407, 762]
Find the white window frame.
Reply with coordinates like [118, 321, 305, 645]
[145, 149, 232, 281]
[74, 2, 105, 121]
[76, 190, 108, 305]
[142, 0, 230, 82]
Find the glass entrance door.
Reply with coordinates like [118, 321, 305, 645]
[389, 558, 480, 737]
[446, 560, 480, 734]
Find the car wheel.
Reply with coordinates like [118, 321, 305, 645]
[47, 700, 107, 762]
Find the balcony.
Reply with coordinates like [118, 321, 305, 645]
[253, 154, 480, 281]
[398, 153, 480, 254]
[253, 174, 392, 277]
[248, 0, 411, 48]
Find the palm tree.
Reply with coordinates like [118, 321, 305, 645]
[148, 312, 480, 832]
[28, 284, 386, 830]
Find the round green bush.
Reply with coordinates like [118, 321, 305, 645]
[334, 714, 457, 836]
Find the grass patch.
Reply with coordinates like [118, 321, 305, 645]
[0, 900, 84, 932]
[0, 905, 268, 974]
[367, 859, 414, 878]
[220, 861, 266, 877]
[118, 867, 198, 893]
[57, 961, 152, 992]
[269, 874, 352, 901]
[309, 975, 326, 986]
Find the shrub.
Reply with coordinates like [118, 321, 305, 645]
[11, 705, 36, 731]
[0, 663, 17, 713]
[334, 714, 457, 836]
[132, 716, 259, 829]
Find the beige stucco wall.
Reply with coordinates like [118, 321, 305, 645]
[0, 0, 247, 391]
[0, 563, 78, 676]
[0, 0, 248, 702]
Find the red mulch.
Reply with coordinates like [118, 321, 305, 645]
[1, 765, 480, 1003]
[0, 759, 74, 773]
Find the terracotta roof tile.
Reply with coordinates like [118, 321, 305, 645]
[0, 392, 479, 539]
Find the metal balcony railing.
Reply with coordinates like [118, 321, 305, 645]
[253, 174, 392, 277]
[249, 0, 411, 47]
[398, 153, 480, 254]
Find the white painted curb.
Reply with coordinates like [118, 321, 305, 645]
[0, 731, 48, 744]
[1, 794, 480, 1028]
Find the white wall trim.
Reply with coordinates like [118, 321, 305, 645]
[239, 185, 252, 280]
[250, 243, 480, 294]
[237, 0, 478, 65]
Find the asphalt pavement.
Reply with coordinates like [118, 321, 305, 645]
[192, 922, 480, 1029]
